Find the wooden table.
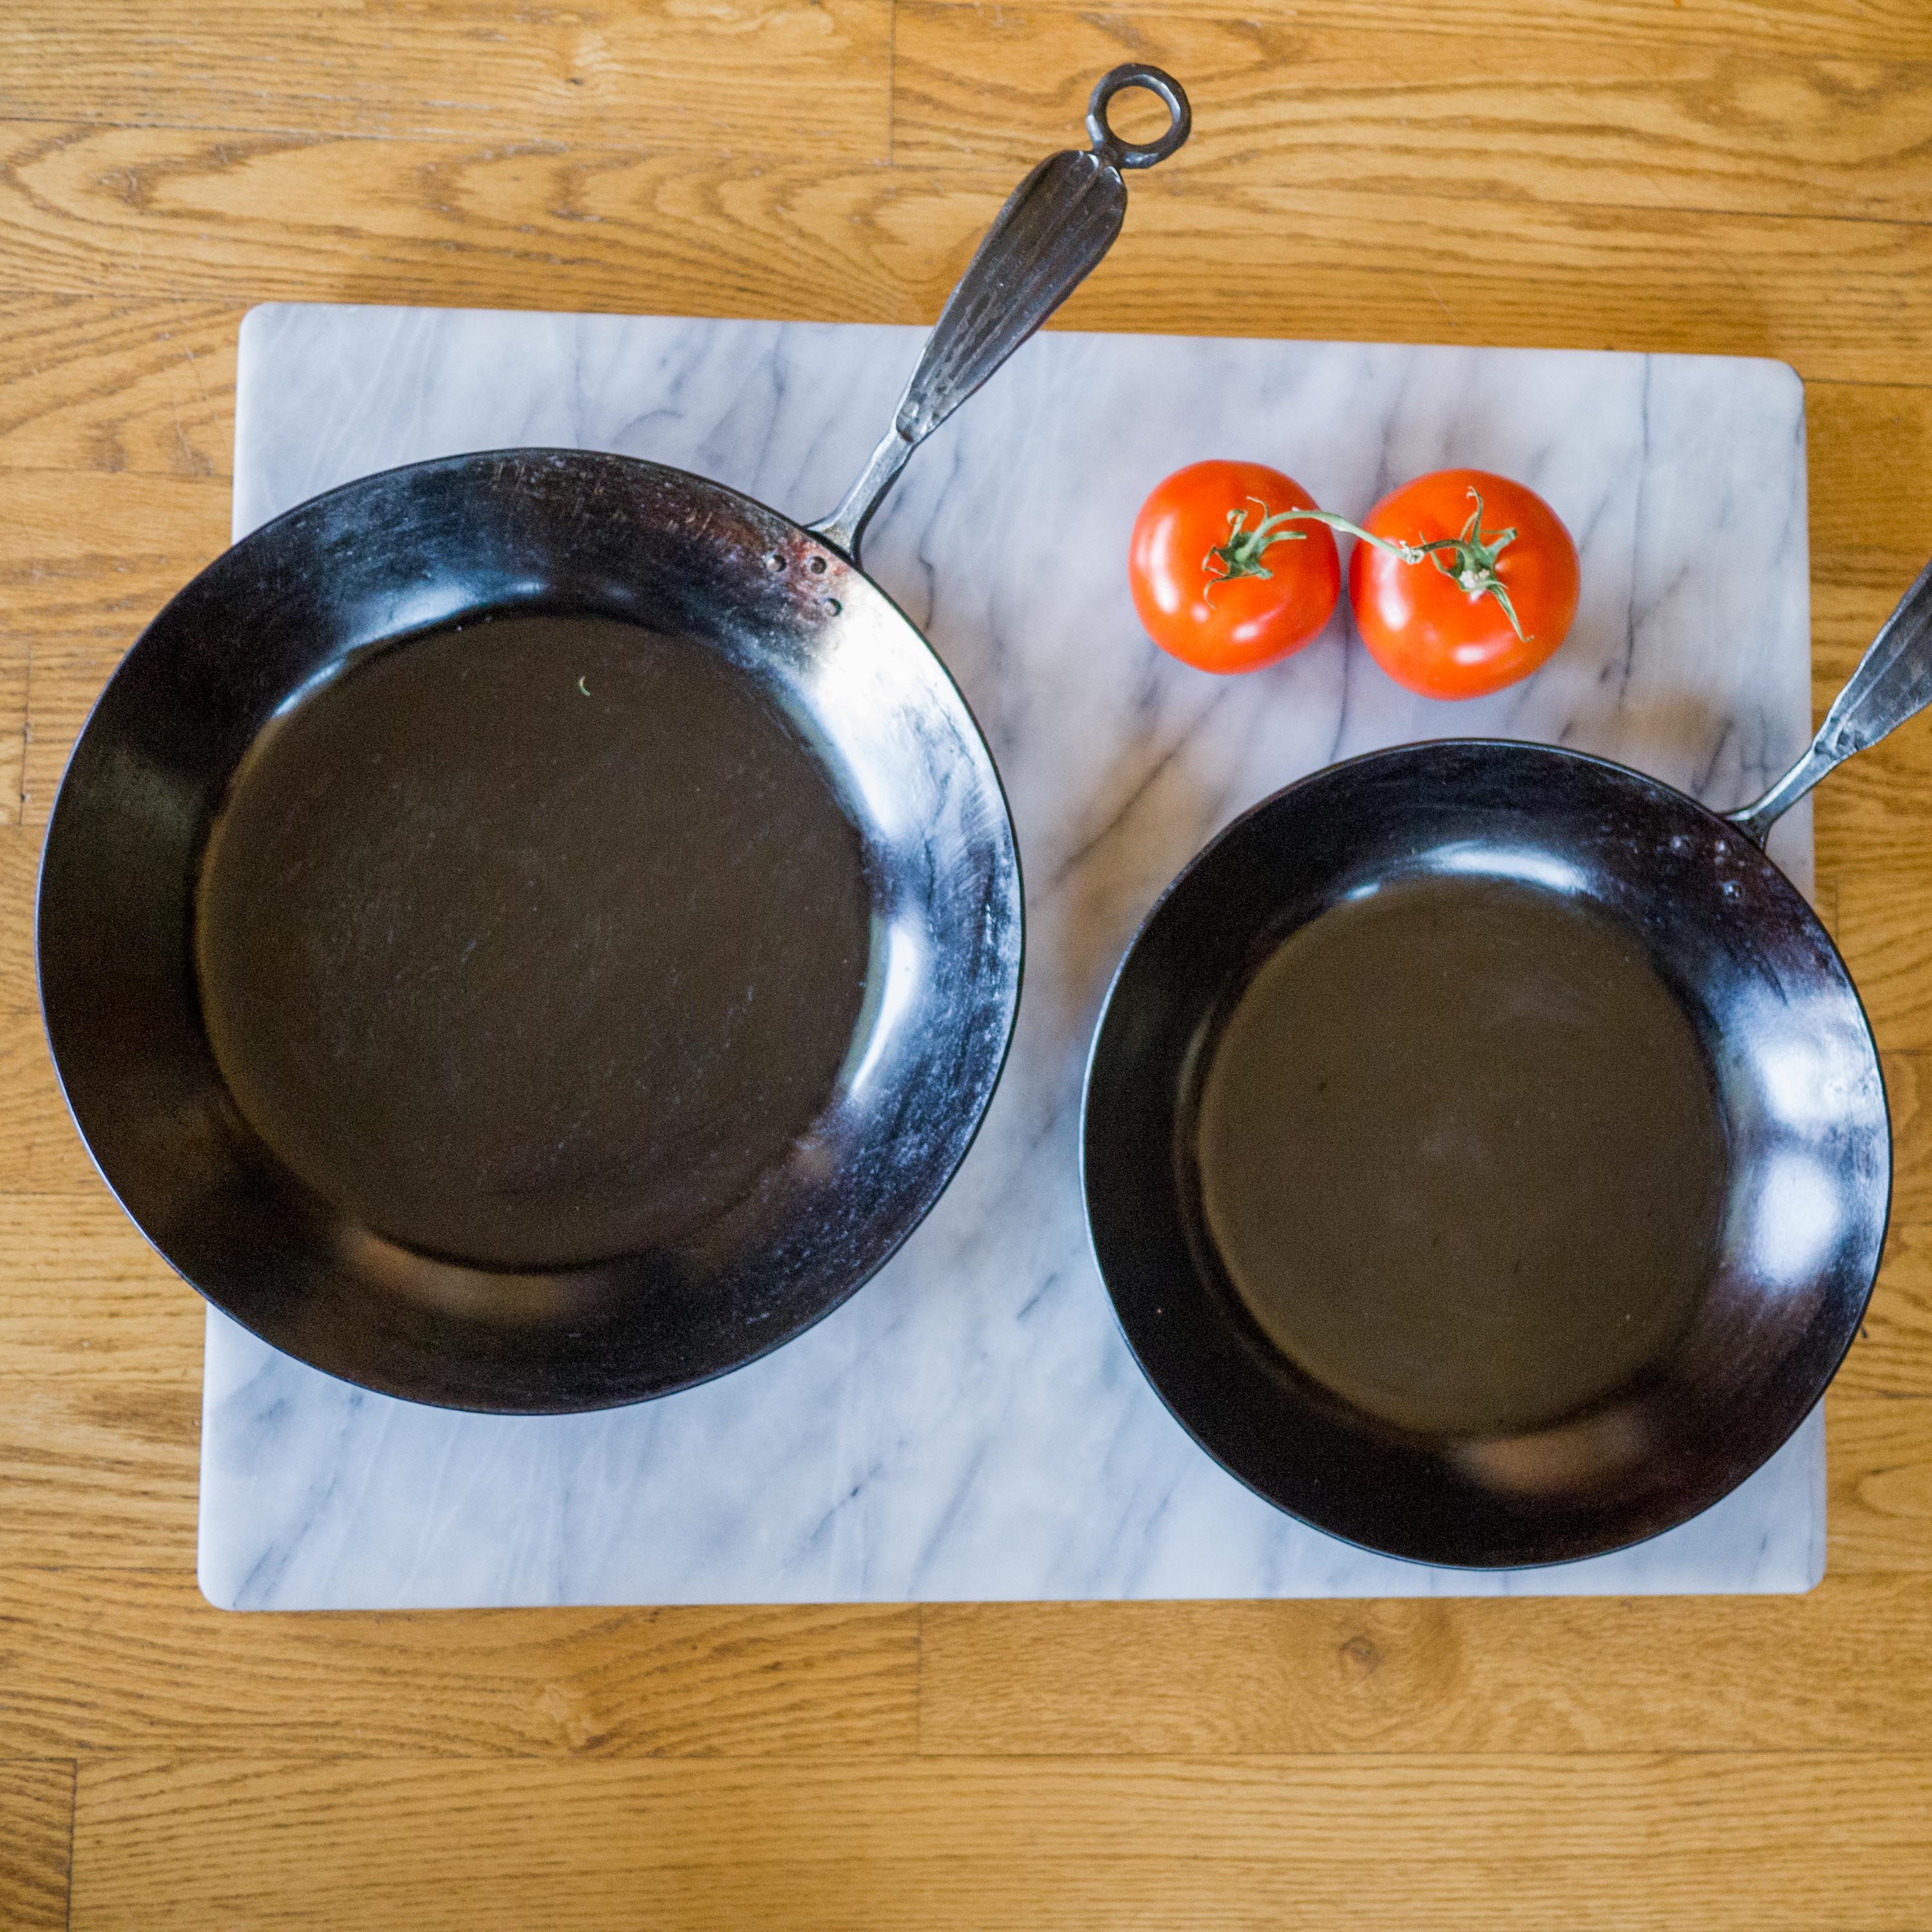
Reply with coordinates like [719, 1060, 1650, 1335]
[2, 5, 1930, 1925]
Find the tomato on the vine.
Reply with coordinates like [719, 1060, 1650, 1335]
[1343, 469, 1578, 700]
[1129, 460, 1341, 674]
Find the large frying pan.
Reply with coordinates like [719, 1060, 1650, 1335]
[1084, 552, 1932, 1567]
[39, 66, 1191, 1414]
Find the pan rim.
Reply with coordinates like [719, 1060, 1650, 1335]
[1079, 735, 1888, 1571]
[35, 446, 1028, 1414]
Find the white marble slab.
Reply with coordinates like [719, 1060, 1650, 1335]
[200, 303, 1824, 1609]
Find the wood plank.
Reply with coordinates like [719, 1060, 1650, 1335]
[66, 1751, 1932, 1931]
[22, 637, 135, 829]
[1837, 1223, 1932, 1399]
[0, 643, 23, 828]
[1830, 1393, 1932, 1573]
[0, 1381, 197, 1570]
[916, 1574, 1932, 1757]
[0, 466, 225, 638]
[0, 1193, 201, 1378]
[0, 1010, 106, 1188]
[1808, 604, 1932, 1036]
[0, 1761, 72, 1932]
[2, 1569, 918, 1757]
[1806, 380, 1932, 573]
[0, 0, 893, 158]
[896, 0, 1932, 60]
[1790, 354, 1932, 1043]
[0, 1196, 201, 1575]
[894, 4, 1932, 221]
[0, 294, 238, 477]
[1837, 804, 1932, 1046]
[5, 467, 227, 826]
[1842, 906, 1932, 1048]
[1882, 1050, 1932, 1222]
[4, 126, 1932, 383]
[0, 831, 39, 988]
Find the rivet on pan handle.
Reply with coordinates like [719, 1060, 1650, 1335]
[806, 64, 1191, 565]
[1730, 546, 1932, 844]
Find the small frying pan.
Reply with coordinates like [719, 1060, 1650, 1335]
[1084, 551, 1932, 1567]
[38, 66, 1191, 1414]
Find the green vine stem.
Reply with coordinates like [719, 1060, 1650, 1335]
[1201, 497, 1315, 594]
[1204, 488, 1531, 640]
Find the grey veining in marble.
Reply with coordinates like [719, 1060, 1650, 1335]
[200, 303, 1823, 1608]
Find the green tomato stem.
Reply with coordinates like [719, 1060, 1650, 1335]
[1201, 497, 1311, 596]
[1256, 488, 1533, 642]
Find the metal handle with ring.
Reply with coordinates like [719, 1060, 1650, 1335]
[1085, 63, 1192, 169]
[808, 64, 1191, 562]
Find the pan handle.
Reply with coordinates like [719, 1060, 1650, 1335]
[804, 64, 1190, 564]
[1728, 549, 1932, 844]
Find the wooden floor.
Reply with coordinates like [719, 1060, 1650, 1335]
[3, 2, 1932, 1924]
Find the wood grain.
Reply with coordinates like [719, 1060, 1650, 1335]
[0, 650, 23, 827]
[64, 1752, 1932, 1932]
[1, 466, 227, 824]
[0, 466, 225, 637]
[916, 1573, 1932, 1758]
[1807, 382, 1932, 565]
[0, 1380, 198, 1569]
[0, 0, 893, 156]
[1837, 871, 1932, 1050]
[0, 1193, 201, 1376]
[0, 294, 238, 477]
[10, 1, 1932, 1925]
[1830, 1394, 1932, 1572]
[905, 0, 1932, 61]
[1835, 1224, 1932, 1400]
[3, 125, 1932, 383]
[1, 1570, 920, 1758]
[0, 1760, 73, 1932]
[0, 832, 41, 987]
[895, 3, 1932, 220]
[1882, 1052, 1932, 1221]
[0, 1014, 105, 1188]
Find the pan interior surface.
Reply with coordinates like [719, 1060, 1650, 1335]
[1193, 870, 1726, 1438]
[1084, 742, 1889, 1566]
[196, 610, 873, 1271]
[37, 453, 1023, 1410]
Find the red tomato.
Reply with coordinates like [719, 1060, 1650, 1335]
[1346, 469, 1578, 700]
[1130, 461, 1341, 674]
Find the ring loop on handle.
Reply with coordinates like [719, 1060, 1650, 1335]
[1086, 63, 1191, 171]
[808, 63, 1191, 560]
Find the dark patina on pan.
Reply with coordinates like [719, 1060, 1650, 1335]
[1084, 554, 1932, 1567]
[37, 69, 1191, 1414]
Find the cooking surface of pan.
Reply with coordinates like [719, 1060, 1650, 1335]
[1086, 739, 1893, 1567]
[1195, 869, 1727, 1439]
[197, 609, 875, 1272]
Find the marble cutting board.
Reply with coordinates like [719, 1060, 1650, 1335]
[198, 302, 1823, 1609]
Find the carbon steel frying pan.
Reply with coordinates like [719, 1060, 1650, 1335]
[37, 67, 1191, 1414]
[1084, 551, 1932, 1567]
